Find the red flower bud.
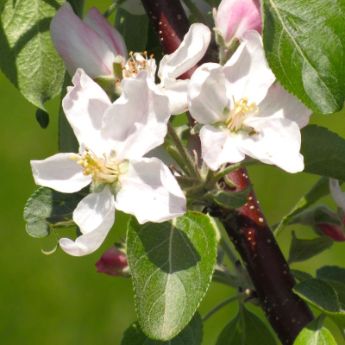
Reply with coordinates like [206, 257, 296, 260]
[316, 223, 345, 242]
[96, 247, 128, 276]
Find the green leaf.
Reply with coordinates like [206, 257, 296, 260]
[35, 108, 49, 129]
[0, 0, 65, 109]
[115, 8, 148, 51]
[301, 125, 345, 180]
[288, 232, 333, 264]
[216, 306, 277, 345]
[121, 314, 203, 345]
[291, 269, 313, 283]
[263, 0, 345, 114]
[126, 212, 218, 341]
[293, 316, 337, 345]
[294, 279, 344, 316]
[23, 187, 86, 238]
[210, 188, 250, 209]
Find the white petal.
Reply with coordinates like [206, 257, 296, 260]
[258, 83, 311, 128]
[31, 153, 91, 193]
[162, 79, 189, 115]
[200, 125, 245, 171]
[241, 117, 304, 173]
[59, 188, 116, 256]
[62, 69, 111, 154]
[116, 158, 186, 223]
[50, 2, 116, 77]
[330, 179, 345, 210]
[223, 30, 275, 105]
[188, 63, 228, 124]
[102, 74, 170, 160]
[158, 23, 211, 81]
[84, 8, 127, 58]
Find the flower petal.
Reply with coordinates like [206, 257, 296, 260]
[59, 188, 116, 256]
[51, 2, 116, 77]
[223, 30, 275, 105]
[116, 158, 186, 223]
[241, 117, 304, 173]
[200, 125, 245, 171]
[102, 73, 170, 160]
[214, 0, 262, 44]
[162, 79, 189, 115]
[31, 153, 91, 193]
[188, 63, 228, 124]
[62, 69, 111, 154]
[158, 23, 211, 81]
[258, 83, 311, 128]
[330, 179, 345, 210]
[84, 8, 127, 58]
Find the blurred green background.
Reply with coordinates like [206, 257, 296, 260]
[0, 1, 344, 344]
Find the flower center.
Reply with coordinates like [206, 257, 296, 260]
[225, 97, 258, 132]
[72, 150, 128, 187]
[122, 51, 155, 78]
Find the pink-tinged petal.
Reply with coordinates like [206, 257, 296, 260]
[31, 153, 91, 193]
[102, 74, 170, 160]
[258, 83, 311, 128]
[316, 223, 345, 242]
[96, 246, 128, 276]
[224, 31, 275, 105]
[84, 8, 127, 58]
[59, 188, 115, 256]
[51, 2, 116, 77]
[241, 117, 304, 173]
[214, 0, 262, 44]
[188, 63, 228, 124]
[329, 179, 345, 210]
[200, 125, 245, 171]
[116, 158, 186, 223]
[62, 69, 111, 155]
[162, 79, 189, 115]
[158, 23, 211, 81]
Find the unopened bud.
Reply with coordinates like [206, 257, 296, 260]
[315, 223, 345, 242]
[96, 246, 129, 277]
[214, 0, 262, 47]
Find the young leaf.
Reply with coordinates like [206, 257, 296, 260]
[301, 125, 345, 180]
[216, 306, 277, 345]
[291, 270, 313, 283]
[23, 187, 85, 238]
[126, 212, 218, 341]
[263, 0, 345, 114]
[210, 188, 250, 209]
[293, 316, 337, 345]
[293, 279, 344, 316]
[0, 0, 65, 109]
[121, 314, 203, 345]
[115, 8, 148, 51]
[288, 232, 333, 264]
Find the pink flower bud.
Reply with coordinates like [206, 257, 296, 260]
[316, 223, 345, 242]
[51, 3, 127, 78]
[214, 0, 262, 45]
[96, 247, 128, 276]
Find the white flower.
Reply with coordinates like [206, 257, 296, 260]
[121, 23, 211, 115]
[330, 179, 345, 211]
[51, 3, 127, 78]
[188, 31, 311, 173]
[31, 69, 186, 256]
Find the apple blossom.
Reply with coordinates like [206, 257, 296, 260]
[188, 31, 311, 173]
[31, 69, 186, 256]
[51, 2, 127, 77]
[214, 0, 262, 45]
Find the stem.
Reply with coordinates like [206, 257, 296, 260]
[203, 296, 238, 322]
[168, 123, 201, 179]
[141, 1, 313, 344]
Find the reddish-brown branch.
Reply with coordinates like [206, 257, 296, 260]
[141, 1, 313, 343]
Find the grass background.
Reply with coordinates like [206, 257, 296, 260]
[0, 1, 344, 344]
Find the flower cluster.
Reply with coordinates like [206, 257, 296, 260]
[30, 1, 312, 256]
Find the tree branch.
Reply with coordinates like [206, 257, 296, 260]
[141, 1, 313, 343]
